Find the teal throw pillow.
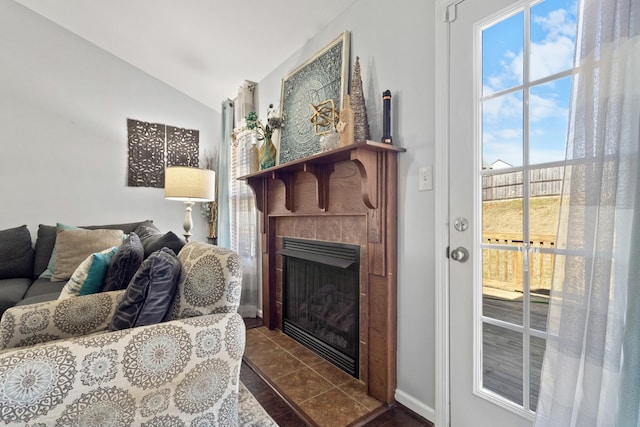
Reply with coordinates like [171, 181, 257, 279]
[78, 246, 119, 296]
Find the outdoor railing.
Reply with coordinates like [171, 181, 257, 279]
[482, 232, 556, 292]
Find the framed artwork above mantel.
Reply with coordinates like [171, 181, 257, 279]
[278, 31, 350, 165]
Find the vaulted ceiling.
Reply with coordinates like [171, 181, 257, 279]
[14, 0, 358, 109]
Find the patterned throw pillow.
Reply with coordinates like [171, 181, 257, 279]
[58, 246, 118, 299]
[102, 233, 144, 292]
[166, 241, 242, 320]
[109, 248, 181, 331]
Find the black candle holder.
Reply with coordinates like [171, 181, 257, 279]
[382, 90, 392, 144]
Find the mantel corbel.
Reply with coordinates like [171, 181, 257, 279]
[245, 176, 266, 213]
[272, 171, 293, 212]
[246, 171, 293, 212]
[300, 162, 334, 211]
[350, 147, 380, 210]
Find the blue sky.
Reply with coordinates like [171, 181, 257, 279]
[481, 0, 578, 167]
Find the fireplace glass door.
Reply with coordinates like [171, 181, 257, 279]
[281, 238, 360, 376]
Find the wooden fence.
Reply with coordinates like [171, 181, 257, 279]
[482, 167, 564, 201]
[482, 232, 556, 293]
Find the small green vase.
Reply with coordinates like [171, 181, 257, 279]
[259, 136, 276, 169]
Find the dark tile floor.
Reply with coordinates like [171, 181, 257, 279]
[242, 318, 433, 427]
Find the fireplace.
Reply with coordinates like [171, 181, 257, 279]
[240, 141, 403, 403]
[280, 238, 360, 377]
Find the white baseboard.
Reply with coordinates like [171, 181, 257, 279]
[395, 389, 436, 424]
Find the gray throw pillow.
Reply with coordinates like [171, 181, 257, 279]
[0, 225, 34, 279]
[102, 233, 144, 292]
[109, 248, 181, 331]
[135, 225, 185, 258]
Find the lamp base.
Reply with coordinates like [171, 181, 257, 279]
[182, 201, 195, 242]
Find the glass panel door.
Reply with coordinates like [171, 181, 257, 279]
[479, 0, 577, 413]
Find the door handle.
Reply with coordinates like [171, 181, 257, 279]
[450, 247, 469, 263]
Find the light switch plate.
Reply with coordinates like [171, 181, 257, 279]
[419, 166, 433, 191]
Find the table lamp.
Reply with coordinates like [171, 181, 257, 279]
[165, 166, 215, 242]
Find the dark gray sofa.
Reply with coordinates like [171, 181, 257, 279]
[0, 220, 184, 316]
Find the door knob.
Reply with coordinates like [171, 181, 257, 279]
[450, 247, 469, 262]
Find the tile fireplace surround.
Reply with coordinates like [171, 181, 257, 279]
[240, 141, 405, 405]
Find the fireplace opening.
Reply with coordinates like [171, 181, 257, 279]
[280, 238, 360, 377]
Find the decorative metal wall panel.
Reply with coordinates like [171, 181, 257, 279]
[279, 31, 350, 165]
[167, 126, 199, 167]
[127, 119, 166, 188]
[127, 119, 200, 187]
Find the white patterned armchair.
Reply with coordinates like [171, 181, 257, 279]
[0, 241, 245, 426]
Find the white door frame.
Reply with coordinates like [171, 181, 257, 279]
[434, 1, 464, 426]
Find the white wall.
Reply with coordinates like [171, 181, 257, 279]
[256, 0, 437, 419]
[0, 1, 220, 241]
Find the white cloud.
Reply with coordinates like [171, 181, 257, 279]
[508, 51, 524, 84]
[533, 8, 576, 39]
[483, 50, 522, 94]
[483, 92, 522, 123]
[484, 5, 576, 91]
[498, 128, 523, 139]
[483, 132, 496, 143]
[529, 93, 568, 122]
[530, 36, 575, 81]
[483, 84, 496, 96]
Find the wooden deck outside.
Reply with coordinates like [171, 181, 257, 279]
[481, 231, 553, 409]
[482, 293, 549, 410]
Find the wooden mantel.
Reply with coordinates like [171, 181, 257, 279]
[238, 140, 405, 404]
[240, 140, 405, 213]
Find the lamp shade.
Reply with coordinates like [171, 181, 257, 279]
[164, 167, 215, 202]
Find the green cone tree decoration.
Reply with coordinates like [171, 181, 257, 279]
[351, 57, 370, 143]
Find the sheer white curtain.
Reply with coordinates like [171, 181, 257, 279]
[534, 0, 639, 426]
[228, 81, 260, 318]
